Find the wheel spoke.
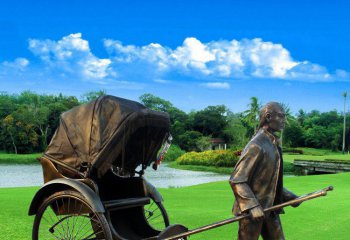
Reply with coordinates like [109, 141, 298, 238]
[34, 191, 110, 240]
[144, 199, 169, 231]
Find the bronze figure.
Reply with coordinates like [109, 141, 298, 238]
[229, 102, 299, 240]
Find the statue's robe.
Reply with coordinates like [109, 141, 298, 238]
[229, 129, 296, 216]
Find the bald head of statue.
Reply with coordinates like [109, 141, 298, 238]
[258, 102, 286, 133]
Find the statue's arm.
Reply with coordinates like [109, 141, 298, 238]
[229, 143, 262, 213]
[282, 187, 298, 202]
[282, 187, 300, 207]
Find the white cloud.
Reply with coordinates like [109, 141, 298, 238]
[154, 79, 171, 84]
[28, 33, 113, 80]
[200, 82, 231, 89]
[2, 34, 348, 87]
[2, 58, 29, 71]
[105, 37, 348, 82]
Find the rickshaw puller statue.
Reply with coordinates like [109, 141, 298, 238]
[229, 102, 299, 240]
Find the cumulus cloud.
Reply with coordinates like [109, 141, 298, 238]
[2, 33, 348, 87]
[104, 37, 349, 82]
[2, 58, 29, 71]
[28, 33, 112, 80]
[200, 82, 231, 89]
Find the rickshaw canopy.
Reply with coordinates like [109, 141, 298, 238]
[45, 95, 170, 178]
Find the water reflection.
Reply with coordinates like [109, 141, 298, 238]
[0, 164, 229, 188]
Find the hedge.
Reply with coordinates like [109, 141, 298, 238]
[176, 150, 240, 167]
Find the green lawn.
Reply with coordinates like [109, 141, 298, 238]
[0, 172, 349, 239]
[0, 152, 42, 164]
[284, 153, 350, 163]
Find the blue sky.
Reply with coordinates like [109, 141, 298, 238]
[1, 0, 349, 113]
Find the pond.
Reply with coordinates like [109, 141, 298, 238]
[0, 163, 229, 188]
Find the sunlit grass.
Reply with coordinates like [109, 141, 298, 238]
[1, 173, 349, 239]
[0, 152, 41, 164]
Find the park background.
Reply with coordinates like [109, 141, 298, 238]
[1, 0, 350, 239]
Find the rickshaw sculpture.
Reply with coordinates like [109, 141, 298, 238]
[28, 95, 333, 240]
[28, 95, 187, 240]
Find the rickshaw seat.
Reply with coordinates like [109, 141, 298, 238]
[39, 156, 98, 192]
[103, 197, 150, 211]
[39, 157, 64, 183]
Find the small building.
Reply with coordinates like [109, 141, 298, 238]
[210, 138, 226, 150]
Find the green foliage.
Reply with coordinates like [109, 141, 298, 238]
[176, 150, 239, 167]
[162, 144, 185, 162]
[195, 135, 212, 151]
[0, 91, 80, 153]
[177, 131, 203, 151]
[1, 92, 349, 155]
[223, 113, 248, 149]
[139, 93, 173, 112]
[283, 121, 304, 147]
[191, 105, 229, 137]
[80, 90, 106, 102]
[242, 97, 261, 137]
[139, 93, 188, 144]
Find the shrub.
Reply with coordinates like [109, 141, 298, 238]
[176, 150, 239, 167]
[282, 148, 304, 154]
[163, 144, 185, 162]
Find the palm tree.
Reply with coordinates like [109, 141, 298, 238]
[280, 103, 294, 147]
[342, 91, 348, 154]
[244, 97, 261, 136]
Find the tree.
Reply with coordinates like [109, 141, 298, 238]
[177, 131, 203, 151]
[195, 135, 212, 152]
[283, 121, 304, 147]
[280, 103, 294, 147]
[2, 110, 39, 153]
[342, 91, 347, 153]
[139, 93, 172, 112]
[140, 93, 188, 143]
[297, 109, 306, 127]
[81, 90, 106, 103]
[192, 105, 228, 137]
[223, 113, 248, 149]
[0, 92, 17, 119]
[2, 115, 18, 154]
[243, 97, 261, 137]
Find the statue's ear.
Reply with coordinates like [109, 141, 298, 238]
[266, 113, 271, 122]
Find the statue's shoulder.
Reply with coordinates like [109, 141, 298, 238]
[244, 136, 263, 153]
[250, 130, 269, 145]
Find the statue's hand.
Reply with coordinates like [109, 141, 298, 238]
[291, 196, 301, 208]
[249, 206, 264, 221]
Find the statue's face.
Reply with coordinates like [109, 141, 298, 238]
[267, 105, 286, 132]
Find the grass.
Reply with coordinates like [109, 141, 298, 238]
[162, 173, 350, 240]
[284, 153, 350, 163]
[0, 152, 42, 164]
[292, 147, 339, 156]
[1, 172, 349, 239]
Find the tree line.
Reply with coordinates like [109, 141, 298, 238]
[0, 91, 349, 154]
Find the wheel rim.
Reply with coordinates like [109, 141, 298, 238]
[36, 193, 107, 240]
[144, 200, 169, 231]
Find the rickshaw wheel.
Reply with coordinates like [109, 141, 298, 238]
[143, 198, 169, 231]
[32, 190, 112, 240]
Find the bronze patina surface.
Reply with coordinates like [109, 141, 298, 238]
[229, 102, 298, 240]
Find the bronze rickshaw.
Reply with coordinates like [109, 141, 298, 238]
[28, 95, 187, 240]
[28, 95, 333, 240]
